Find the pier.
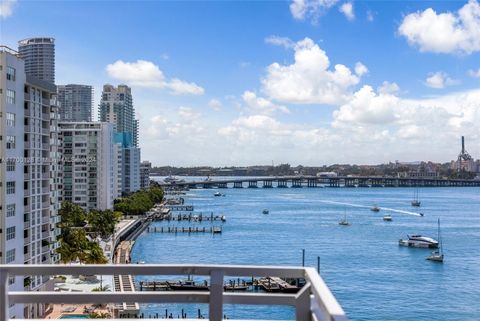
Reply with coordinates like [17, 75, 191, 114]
[166, 204, 194, 211]
[147, 226, 222, 234]
[161, 175, 480, 189]
[154, 212, 226, 223]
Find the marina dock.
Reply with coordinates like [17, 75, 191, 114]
[147, 226, 223, 234]
[154, 212, 226, 222]
[165, 204, 194, 211]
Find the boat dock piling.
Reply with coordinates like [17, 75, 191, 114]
[147, 226, 223, 234]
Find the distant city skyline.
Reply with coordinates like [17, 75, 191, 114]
[2, 0, 480, 166]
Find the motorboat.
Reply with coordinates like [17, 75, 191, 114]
[399, 234, 438, 248]
[167, 279, 209, 291]
[371, 205, 380, 212]
[383, 214, 392, 221]
[214, 192, 222, 197]
[262, 209, 269, 214]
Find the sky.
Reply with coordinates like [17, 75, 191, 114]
[1, 0, 480, 166]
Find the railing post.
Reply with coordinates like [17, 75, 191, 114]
[295, 281, 311, 321]
[0, 267, 9, 321]
[209, 269, 224, 321]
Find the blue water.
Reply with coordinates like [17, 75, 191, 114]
[131, 185, 480, 320]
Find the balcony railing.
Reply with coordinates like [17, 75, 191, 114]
[0, 264, 347, 321]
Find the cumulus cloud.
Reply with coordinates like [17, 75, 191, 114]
[354, 62, 368, 76]
[106, 59, 204, 95]
[0, 0, 16, 18]
[425, 71, 459, 88]
[242, 91, 290, 115]
[262, 38, 364, 105]
[398, 0, 480, 54]
[378, 81, 400, 94]
[265, 35, 295, 49]
[339, 2, 354, 20]
[178, 106, 201, 120]
[468, 68, 480, 78]
[290, 0, 339, 22]
[208, 98, 222, 111]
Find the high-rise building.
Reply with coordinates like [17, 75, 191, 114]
[57, 84, 93, 122]
[140, 161, 152, 189]
[99, 84, 139, 147]
[18, 37, 55, 84]
[0, 46, 60, 319]
[99, 84, 141, 194]
[58, 122, 116, 211]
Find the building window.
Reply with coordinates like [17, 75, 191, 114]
[6, 89, 15, 104]
[6, 66, 16, 81]
[6, 226, 15, 240]
[6, 135, 15, 149]
[6, 112, 15, 127]
[6, 181, 15, 194]
[6, 249, 15, 263]
[6, 159, 15, 171]
[8, 277, 15, 285]
[6, 204, 15, 217]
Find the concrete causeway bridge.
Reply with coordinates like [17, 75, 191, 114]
[160, 176, 480, 189]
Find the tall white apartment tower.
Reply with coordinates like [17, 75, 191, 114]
[58, 122, 116, 211]
[0, 46, 60, 319]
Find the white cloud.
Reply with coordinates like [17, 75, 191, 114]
[0, 0, 16, 18]
[106, 59, 204, 95]
[242, 91, 290, 115]
[468, 68, 480, 78]
[333, 85, 399, 126]
[378, 81, 400, 94]
[290, 0, 339, 22]
[398, 0, 480, 54]
[262, 38, 363, 105]
[366, 10, 375, 22]
[208, 98, 222, 111]
[178, 106, 201, 120]
[339, 2, 354, 20]
[354, 62, 368, 76]
[425, 71, 459, 89]
[265, 35, 295, 49]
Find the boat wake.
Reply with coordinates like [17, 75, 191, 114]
[318, 200, 422, 216]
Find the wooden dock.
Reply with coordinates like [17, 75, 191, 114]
[147, 226, 222, 234]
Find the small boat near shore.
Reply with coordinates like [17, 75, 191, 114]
[167, 279, 209, 291]
[371, 205, 380, 212]
[383, 214, 392, 221]
[399, 234, 438, 248]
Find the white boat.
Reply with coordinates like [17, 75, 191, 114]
[399, 234, 438, 248]
[426, 219, 444, 263]
[214, 192, 222, 197]
[383, 214, 392, 221]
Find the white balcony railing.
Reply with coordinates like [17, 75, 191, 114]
[0, 264, 348, 321]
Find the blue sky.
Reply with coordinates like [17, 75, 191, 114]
[1, 0, 480, 166]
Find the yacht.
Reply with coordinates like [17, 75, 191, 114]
[426, 219, 444, 263]
[411, 188, 421, 207]
[399, 234, 438, 248]
[339, 208, 350, 226]
[383, 214, 392, 221]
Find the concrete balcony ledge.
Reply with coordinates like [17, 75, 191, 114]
[0, 264, 348, 321]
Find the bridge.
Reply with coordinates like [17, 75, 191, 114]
[161, 176, 480, 189]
